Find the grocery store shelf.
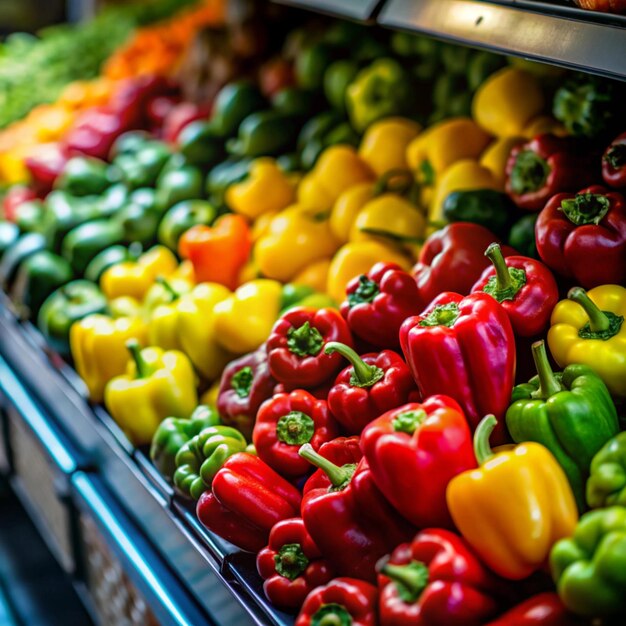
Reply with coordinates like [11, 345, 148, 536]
[378, 0, 626, 80]
[273, 0, 382, 21]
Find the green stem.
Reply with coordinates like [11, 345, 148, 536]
[531, 340, 562, 399]
[559, 193, 611, 226]
[568, 287, 610, 332]
[373, 168, 415, 196]
[324, 342, 384, 388]
[509, 149, 549, 194]
[605, 143, 626, 169]
[381, 561, 430, 603]
[485, 243, 513, 292]
[156, 275, 180, 301]
[276, 412, 315, 446]
[474, 415, 497, 465]
[126, 339, 148, 378]
[287, 321, 324, 357]
[298, 443, 355, 490]
[311, 604, 352, 626]
[274, 543, 309, 581]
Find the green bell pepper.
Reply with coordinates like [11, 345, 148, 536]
[157, 200, 216, 251]
[116, 141, 171, 190]
[210, 81, 267, 138]
[37, 280, 107, 355]
[280, 283, 315, 313]
[110, 130, 151, 158]
[96, 183, 129, 219]
[155, 165, 204, 214]
[173, 425, 248, 499]
[508, 213, 539, 259]
[113, 202, 160, 247]
[15, 200, 46, 233]
[276, 153, 301, 173]
[177, 121, 225, 168]
[56, 156, 111, 197]
[297, 111, 344, 153]
[0, 222, 19, 260]
[129, 187, 158, 212]
[226, 110, 301, 158]
[205, 157, 252, 209]
[272, 87, 321, 118]
[296, 42, 338, 91]
[587, 433, 626, 509]
[149, 405, 220, 482]
[323, 60, 360, 114]
[551, 506, 626, 617]
[506, 340, 619, 512]
[84, 242, 142, 284]
[0, 232, 47, 288]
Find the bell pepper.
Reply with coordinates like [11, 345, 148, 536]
[216, 346, 276, 440]
[104, 341, 197, 446]
[299, 439, 414, 582]
[0, 233, 48, 289]
[508, 213, 539, 260]
[253, 390, 338, 479]
[84, 243, 142, 284]
[149, 405, 220, 482]
[0, 222, 19, 259]
[101, 245, 178, 301]
[506, 340, 619, 512]
[206, 157, 253, 209]
[447, 415, 578, 580]
[15, 200, 47, 234]
[602, 132, 626, 188]
[480, 136, 526, 188]
[505, 134, 596, 212]
[24, 142, 69, 196]
[413, 223, 516, 305]
[292, 260, 332, 296]
[157, 200, 216, 252]
[113, 201, 160, 247]
[196, 452, 302, 552]
[37, 280, 107, 355]
[551, 506, 626, 617]
[361, 396, 476, 528]
[378, 528, 502, 626]
[587, 432, 626, 509]
[213, 279, 283, 355]
[154, 165, 204, 214]
[70, 314, 147, 403]
[295, 578, 378, 626]
[325, 343, 416, 435]
[267, 307, 353, 389]
[331, 182, 376, 244]
[2, 185, 36, 222]
[484, 593, 573, 626]
[174, 425, 248, 500]
[177, 121, 224, 168]
[210, 81, 267, 138]
[178, 215, 251, 290]
[257, 517, 334, 612]
[340, 262, 422, 349]
[548, 285, 626, 397]
[400, 292, 515, 443]
[115, 142, 171, 191]
[55, 156, 111, 197]
[226, 110, 301, 158]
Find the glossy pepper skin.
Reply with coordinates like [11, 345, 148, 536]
[295, 578, 378, 626]
[299, 439, 415, 583]
[253, 390, 338, 479]
[326, 343, 417, 436]
[340, 262, 422, 349]
[378, 529, 501, 626]
[587, 432, 626, 509]
[447, 415, 578, 580]
[400, 291, 515, 444]
[471, 243, 559, 337]
[548, 285, 626, 397]
[361, 397, 476, 528]
[602, 132, 626, 188]
[267, 307, 353, 389]
[196, 453, 301, 552]
[484, 593, 573, 626]
[256, 518, 334, 612]
[505, 134, 595, 212]
[535, 185, 626, 288]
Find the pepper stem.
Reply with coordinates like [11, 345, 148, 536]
[568, 287, 610, 332]
[274, 543, 309, 581]
[126, 340, 148, 378]
[298, 443, 355, 490]
[485, 243, 513, 291]
[381, 561, 430, 603]
[287, 321, 324, 357]
[324, 342, 384, 388]
[311, 604, 352, 626]
[474, 415, 497, 465]
[155, 276, 179, 301]
[531, 340, 563, 399]
[373, 168, 415, 196]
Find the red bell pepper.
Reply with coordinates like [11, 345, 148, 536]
[535, 185, 626, 288]
[257, 517, 334, 611]
[217, 346, 276, 440]
[299, 439, 415, 583]
[471, 243, 559, 337]
[273, 380, 334, 401]
[400, 292, 515, 445]
[325, 342, 417, 435]
[602, 132, 626, 188]
[24, 143, 69, 196]
[505, 134, 595, 212]
[163, 101, 211, 144]
[378, 528, 502, 626]
[253, 389, 338, 479]
[340, 262, 423, 348]
[413, 223, 516, 306]
[295, 578, 378, 626]
[361, 397, 476, 528]
[267, 307, 353, 389]
[484, 593, 574, 626]
[2, 185, 37, 220]
[196, 453, 301, 552]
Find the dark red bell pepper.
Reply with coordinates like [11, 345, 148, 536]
[413, 223, 516, 306]
[2, 185, 37, 220]
[217, 346, 276, 440]
[196, 453, 301, 552]
[267, 307, 353, 389]
[299, 439, 415, 583]
[378, 528, 502, 626]
[295, 578, 378, 626]
[24, 143, 69, 196]
[535, 185, 626, 288]
[602, 132, 626, 188]
[325, 342, 417, 435]
[471, 243, 559, 337]
[257, 517, 334, 611]
[253, 389, 338, 479]
[484, 593, 574, 626]
[340, 262, 423, 348]
[400, 292, 515, 445]
[505, 134, 595, 212]
[361, 397, 476, 528]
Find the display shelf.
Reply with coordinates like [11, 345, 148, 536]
[377, 0, 626, 81]
[272, 0, 382, 22]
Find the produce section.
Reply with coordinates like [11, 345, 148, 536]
[0, 0, 625, 625]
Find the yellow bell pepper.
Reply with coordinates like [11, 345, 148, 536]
[104, 341, 198, 445]
[480, 136, 525, 187]
[172, 259, 195, 283]
[358, 117, 421, 176]
[225, 158, 296, 219]
[292, 259, 332, 294]
[108, 296, 143, 319]
[472, 67, 546, 138]
[101, 246, 178, 301]
[330, 182, 376, 243]
[201, 380, 221, 409]
[447, 415, 578, 580]
[548, 285, 626, 398]
[254, 204, 341, 282]
[70, 314, 147, 403]
[142, 276, 194, 315]
[327, 241, 411, 304]
[214, 279, 283, 354]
